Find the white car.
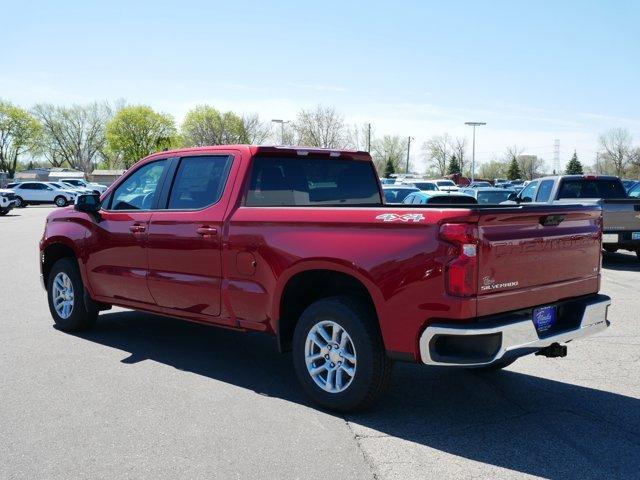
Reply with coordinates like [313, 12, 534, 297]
[49, 182, 93, 195]
[11, 182, 77, 208]
[60, 178, 107, 194]
[0, 188, 16, 215]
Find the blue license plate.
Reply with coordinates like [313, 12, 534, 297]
[632, 232, 640, 240]
[533, 305, 557, 333]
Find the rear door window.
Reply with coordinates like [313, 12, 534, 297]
[167, 156, 232, 210]
[246, 157, 381, 206]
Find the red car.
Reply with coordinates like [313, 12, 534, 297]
[40, 145, 611, 411]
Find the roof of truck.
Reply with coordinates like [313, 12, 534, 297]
[145, 145, 372, 162]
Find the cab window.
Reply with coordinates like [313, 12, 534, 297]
[109, 160, 167, 211]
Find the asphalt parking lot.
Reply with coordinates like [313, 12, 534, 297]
[1, 206, 638, 480]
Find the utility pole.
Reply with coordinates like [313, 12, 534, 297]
[406, 136, 414, 173]
[465, 122, 486, 182]
[271, 119, 290, 145]
[366, 123, 371, 153]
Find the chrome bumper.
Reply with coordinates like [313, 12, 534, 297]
[419, 295, 611, 367]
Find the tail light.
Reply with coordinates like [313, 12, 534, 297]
[439, 223, 478, 297]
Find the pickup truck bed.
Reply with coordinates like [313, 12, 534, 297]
[39, 145, 611, 411]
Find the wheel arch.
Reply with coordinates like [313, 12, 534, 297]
[273, 261, 385, 353]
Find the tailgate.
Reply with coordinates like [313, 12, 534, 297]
[601, 199, 640, 231]
[475, 205, 601, 316]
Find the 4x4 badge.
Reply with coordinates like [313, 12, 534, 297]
[375, 213, 425, 223]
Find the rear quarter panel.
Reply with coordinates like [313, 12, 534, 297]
[224, 206, 478, 356]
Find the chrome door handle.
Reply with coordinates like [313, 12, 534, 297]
[197, 226, 218, 236]
[129, 224, 146, 233]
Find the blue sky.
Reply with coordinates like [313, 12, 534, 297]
[2, 0, 639, 170]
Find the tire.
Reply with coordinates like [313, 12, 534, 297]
[603, 246, 618, 253]
[292, 296, 393, 412]
[54, 196, 68, 207]
[47, 257, 97, 331]
[14, 196, 25, 208]
[0, 209, 8, 216]
[469, 357, 517, 372]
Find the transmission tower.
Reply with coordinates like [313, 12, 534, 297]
[553, 139, 560, 174]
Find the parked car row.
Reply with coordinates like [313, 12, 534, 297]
[0, 179, 109, 213]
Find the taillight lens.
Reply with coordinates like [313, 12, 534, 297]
[439, 223, 478, 297]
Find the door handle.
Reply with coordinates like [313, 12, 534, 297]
[129, 223, 146, 233]
[197, 225, 218, 236]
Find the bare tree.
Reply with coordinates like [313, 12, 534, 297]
[503, 145, 524, 163]
[598, 128, 632, 177]
[518, 155, 545, 180]
[293, 105, 348, 148]
[371, 135, 408, 173]
[348, 123, 372, 152]
[242, 113, 271, 144]
[33, 102, 112, 174]
[423, 134, 452, 177]
[451, 137, 467, 174]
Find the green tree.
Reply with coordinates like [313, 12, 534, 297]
[447, 154, 461, 175]
[383, 158, 396, 177]
[106, 105, 178, 168]
[181, 105, 249, 146]
[565, 150, 584, 174]
[507, 158, 522, 180]
[0, 100, 41, 177]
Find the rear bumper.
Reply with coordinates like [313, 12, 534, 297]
[603, 231, 640, 250]
[419, 294, 610, 367]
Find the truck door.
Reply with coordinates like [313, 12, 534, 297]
[146, 154, 237, 322]
[85, 159, 168, 305]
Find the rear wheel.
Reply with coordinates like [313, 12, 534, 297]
[15, 196, 25, 208]
[47, 258, 97, 331]
[292, 296, 393, 412]
[54, 196, 68, 207]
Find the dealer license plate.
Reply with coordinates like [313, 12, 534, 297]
[533, 305, 557, 334]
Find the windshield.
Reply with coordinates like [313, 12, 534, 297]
[557, 178, 627, 199]
[476, 190, 513, 204]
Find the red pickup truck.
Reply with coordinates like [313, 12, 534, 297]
[40, 145, 611, 411]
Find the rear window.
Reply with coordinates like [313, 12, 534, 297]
[246, 157, 381, 206]
[476, 190, 512, 204]
[436, 180, 456, 187]
[413, 182, 438, 191]
[557, 178, 627, 199]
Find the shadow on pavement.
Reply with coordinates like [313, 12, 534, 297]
[76, 310, 640, 479]
[602, 250, 640, 272]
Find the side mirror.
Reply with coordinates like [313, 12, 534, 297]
[507, 193, 519, 202]
[74, 193, 101, 213]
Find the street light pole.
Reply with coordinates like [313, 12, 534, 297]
[464, 122, 486, 182]
[271, 119, 290, 145]
[406, 136, 414, 173]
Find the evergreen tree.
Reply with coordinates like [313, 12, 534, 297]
[383, 158, 395, 177]
[447, 154, 461, 175]
[507, 158, 522, 180]
[565, 150, 584, 175]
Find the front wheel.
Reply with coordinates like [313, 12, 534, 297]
[14, 196, 25, 208]
[0, 208, 8, 216]
[54, 196, 68, 207]
[47, 258, 97, 331]
[292, 296, 393, 412]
